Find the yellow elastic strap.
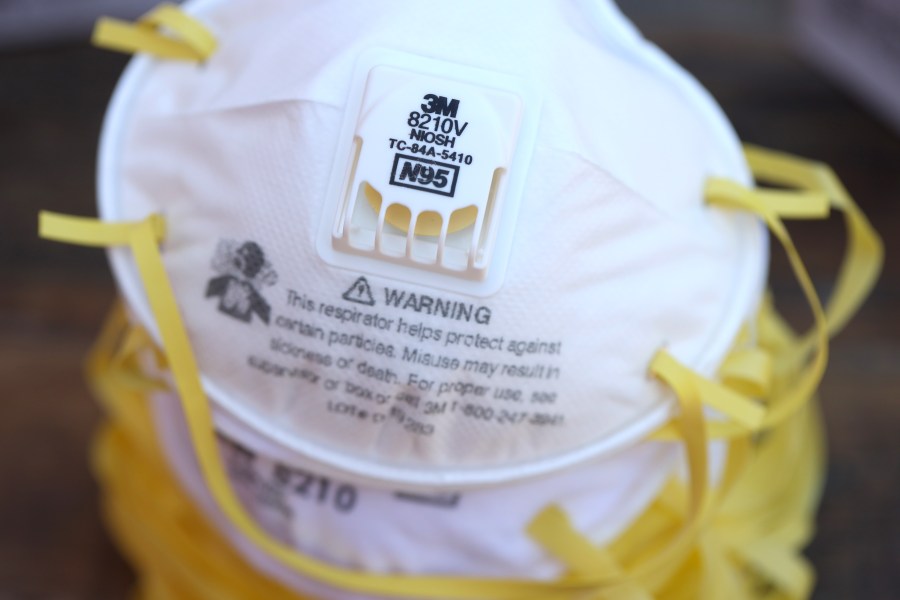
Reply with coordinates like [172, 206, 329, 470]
[111, 322, 153, 367]
[530, 348, 711, 594]
[526, 507, 652, 600]
[92, 3, 217, 62]
[716, 406, 825, 599]
[704, 178, 830, 220]
[653, 162, 832, 441]
[39, 212, 165, 247]
[719, 348, 772, 399]
[654, 146, 881, 442]
[526, 146, 875, 596]
[88, 301, 131, 368]
[707, 176, 829, 432]
[743, 145, 884, 347]
[661, 352, 768, 430]
[618, 349, 711, 586]
[711, 435, 752, 505]
[738, 540, 814, 600]
[650, 351, 767, 434]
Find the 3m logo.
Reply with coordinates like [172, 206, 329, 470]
[421, 94, 460, 118]
[389, 154, 459, 197]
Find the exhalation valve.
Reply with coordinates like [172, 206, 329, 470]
[318, 50, 539, 297]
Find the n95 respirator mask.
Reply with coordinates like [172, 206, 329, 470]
[40, 0, 884, 597]
[85, 0, 764, 595]
[100, 0, 765, 486]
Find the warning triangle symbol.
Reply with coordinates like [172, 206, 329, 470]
[342, 277, 376, 306]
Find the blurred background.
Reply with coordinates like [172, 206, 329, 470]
[1, 0, 898, 598]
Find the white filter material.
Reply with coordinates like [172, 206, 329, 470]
[102, 0, 766, 485]
[150, 389, 683, 598]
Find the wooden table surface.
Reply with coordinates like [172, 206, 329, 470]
[1, 30, 898, 600]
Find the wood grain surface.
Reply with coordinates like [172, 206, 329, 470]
[1, 27, 897, 600]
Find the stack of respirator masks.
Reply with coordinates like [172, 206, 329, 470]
[40, 1, 883, 599]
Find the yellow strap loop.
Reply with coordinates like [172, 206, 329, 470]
[716, 404, 825, 599]
[743, 145, 884, 347]
[653, 146, 881, 442]
[704, 178, 830, 219]
[650, 163, 833, 442]
[737, 540, 814, 600]
[39, 211, 165, 247]
[719, 348, 772, 399]
[530, 349, 711, 595]
[92, 3, 217, 62]
[526, 507, 652, 600]
[649, 351, 767, 436]
[621, 350, 711, 587]
[707, 175, 829, 432]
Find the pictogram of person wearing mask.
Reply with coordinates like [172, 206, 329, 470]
[206, 240, 278, 324]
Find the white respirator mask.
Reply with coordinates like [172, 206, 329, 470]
[39, 1, 884, 596]
[87, 0, 769, 596]
[102, 0, 765, 484]
[58, 0, 878, 598]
